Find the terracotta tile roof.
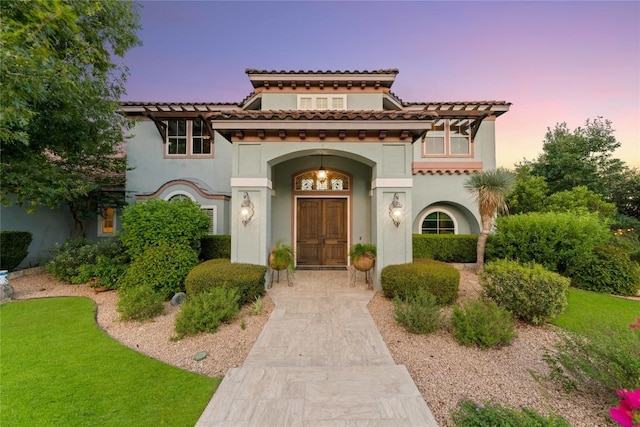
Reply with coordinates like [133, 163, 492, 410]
[403, 101, 512, 107]
[245, 69, 399, 75]
[207, 110, 437, 121]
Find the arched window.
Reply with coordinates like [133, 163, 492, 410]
[294, 170, 349, 191]
[165, 191, 195, 202]
[421, 210, 456, 234]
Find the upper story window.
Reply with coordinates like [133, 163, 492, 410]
[297, 95, 347, 111]
[166, 119, 212, 156]
[424, 119, 471, 156]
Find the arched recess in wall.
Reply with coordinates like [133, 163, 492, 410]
[414, 202, 480, 235]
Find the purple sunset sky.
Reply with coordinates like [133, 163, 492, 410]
[122, 1, 640, 169]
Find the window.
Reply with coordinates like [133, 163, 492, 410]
[98, 208, 116, 236]
[295, 170, 349, 191]
[166, 119, 212, 156]
[202, 206, 216, 235]
[421, 211, 456, 234]
[297, 95, 347, 110]
[424, 119, 471, 156]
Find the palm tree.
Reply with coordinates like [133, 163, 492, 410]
[464, 168, 515, 272]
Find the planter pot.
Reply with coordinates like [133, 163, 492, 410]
[352, 253, 375, 272]
[269, 253, 291, 272]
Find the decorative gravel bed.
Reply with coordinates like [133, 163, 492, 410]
[8, 268, 613, 426]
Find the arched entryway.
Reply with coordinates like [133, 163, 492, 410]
[293, 168, 352, 268]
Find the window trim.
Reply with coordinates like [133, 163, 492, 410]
[297, 94, 347, 110]
[201, 205, 217, 235]
[97, 208, 117, 237]
[419, 208, 458, 235]
[422, 119, 473, 158]
[164, 119, 214, 158]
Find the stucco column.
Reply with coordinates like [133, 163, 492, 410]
[230, 182, 271, 266]
[371, 179, 413, 289]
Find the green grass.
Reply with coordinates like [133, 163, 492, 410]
[0, 297, 220, 426]
[551, 288, 640, 335]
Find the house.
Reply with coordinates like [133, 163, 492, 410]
[121, 68, 510, 285]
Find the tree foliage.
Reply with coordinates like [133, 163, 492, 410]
[507, 164, 548, 215]
[528, 118, 626, 197]
[543, 186, 617, 222]
[0, 0, 141, 235]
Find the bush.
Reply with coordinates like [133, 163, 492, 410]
[76, 238, 130, 289]
[121, 198, 210, 259]
[0, 231, 32, 271]
[174, 288, 240, 337]
[381, 259, 459, 305]
[451, 300, 516, 349]
[393, 289, 442, 334]
[117, 285, 165, 321]
[452, 399, 571, 427]
[486, 212, 610, 274]
[566, 244, 640, 296]
[119, 243, 199, 300]
[481, 260, 569, 325]
[544, 325, 640, 396]
[185, 259, 267, 305]
[412, 234, 477, 263]
[200, 235, 231, 260]
[46, 238, 101, 284]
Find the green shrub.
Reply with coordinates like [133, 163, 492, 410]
[544, 324, 640, 396]
[381, 259, 459, 305]
[393, 289, 442, 334]
[185, 259, 267, 305]
[117, 285, 165, 321]
[119, 243, 199, 300]
[46, 238, 100, 284]
[412, 234, 477, 263]
[566, 244, 640, 296]
[481, 260, 569, 325]
[121, 198, 210, 259]
[451, 300, 516, 349]
[75, 238, 130, 289]
[174, 288, 240, 337]
[0, 231, 32, 271]
[200, 235, 231, 260]
[486, 212, 610, 274]
[249, 296, 263, 316]
[452, 399, 571, 427]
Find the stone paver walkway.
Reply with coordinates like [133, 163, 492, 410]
[196, 270, 438, 426]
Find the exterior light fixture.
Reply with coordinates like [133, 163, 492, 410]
[240, 192, 254, 226]
[317, 155, 327, 183]
[389, 193, 402, 227]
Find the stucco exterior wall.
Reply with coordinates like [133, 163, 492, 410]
[260, 93, 383, 110]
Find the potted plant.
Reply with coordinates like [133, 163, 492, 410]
[349, 243, 376, 272]
[268, 239, 295, 286]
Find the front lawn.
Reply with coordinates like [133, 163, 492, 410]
[0, 297, 220, 426]
[551, 288, 640, 335]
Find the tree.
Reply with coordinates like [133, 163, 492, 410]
[0, 0, 141, 235]
[464, 168, 515, 272]
[507, 164, 548, 215]
[528, 118, 626, 197]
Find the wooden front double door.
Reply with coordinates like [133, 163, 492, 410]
[296, 198, 348, 267]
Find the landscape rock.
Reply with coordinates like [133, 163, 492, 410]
[170, 292, 187, 306]
[193, 351, 208, 361]
[0, 282, 14, 301]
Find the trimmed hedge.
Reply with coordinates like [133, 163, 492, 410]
[481, 259, 569, 325]
[381, 259, 459, 305]
[567, 244, 640, 296]
[200, 235, 231, 260]
[412, 234, 477, 263]
[0, 231, 32, 271]
[486, 212, 610, 274]
[185, 259, 267, 305]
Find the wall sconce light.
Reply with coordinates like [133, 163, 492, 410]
[389, 193, 402, 227]
[240, 192, 254, 226]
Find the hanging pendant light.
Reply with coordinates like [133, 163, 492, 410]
[317, 155, 327, 182]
